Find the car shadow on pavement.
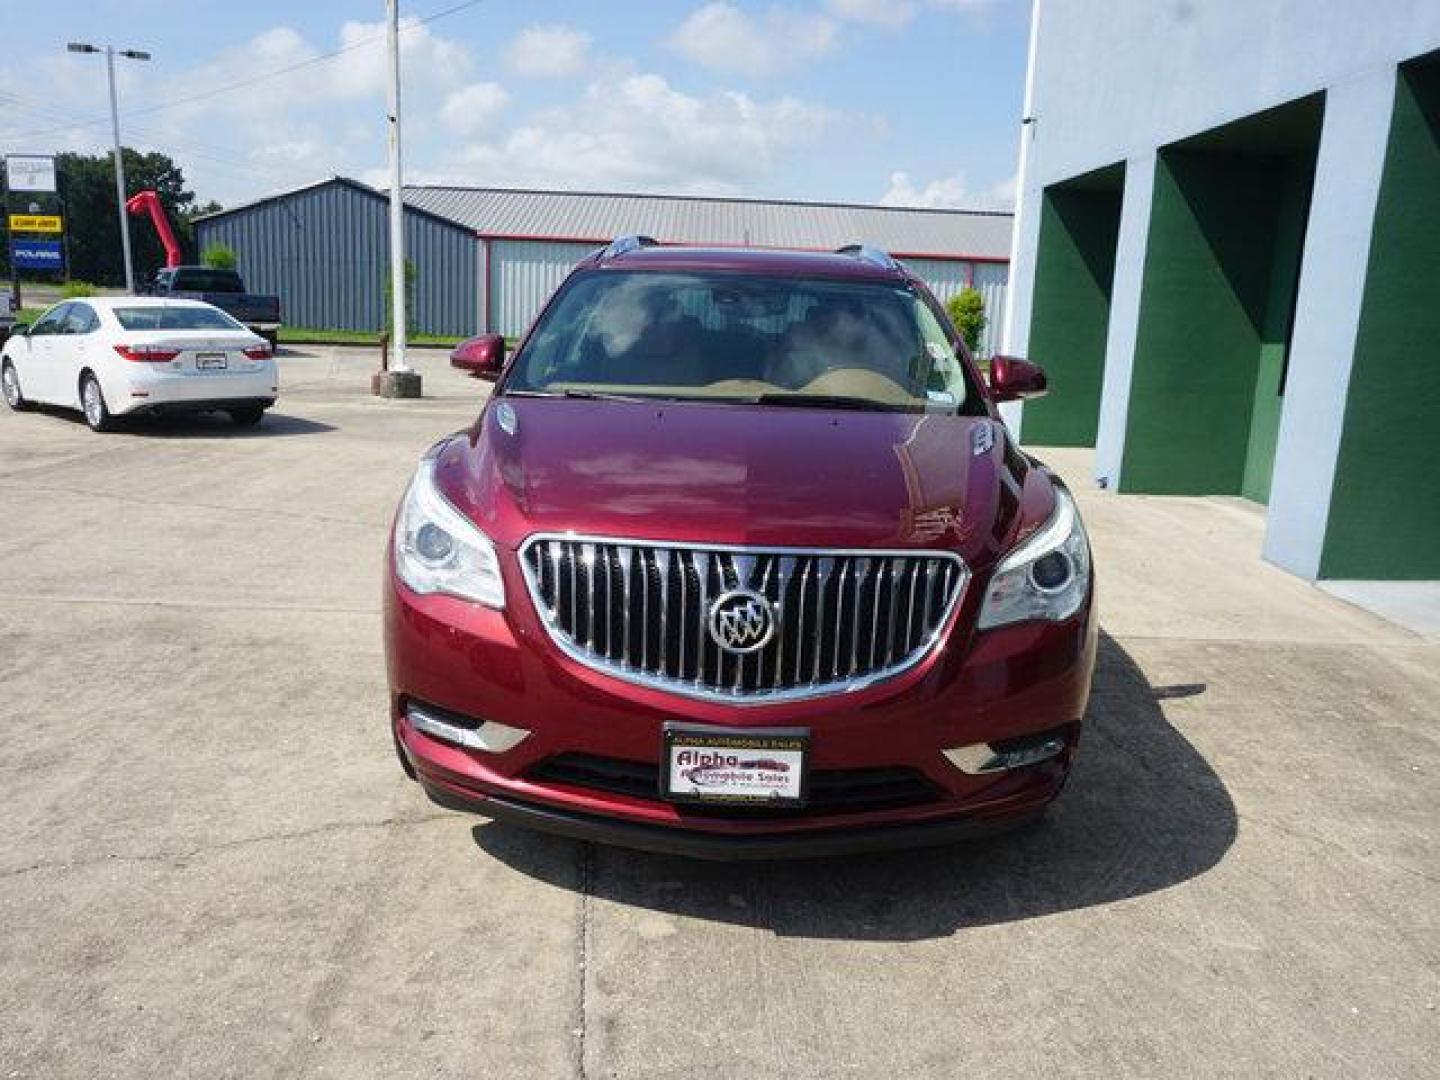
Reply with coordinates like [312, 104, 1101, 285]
[15, 404, 336, 438]
[128, 411, 337, 438]
[470, 631, 1236, 941]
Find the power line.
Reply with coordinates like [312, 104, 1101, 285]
[0, 89, 296, 186]
[0, 0, 486, 143]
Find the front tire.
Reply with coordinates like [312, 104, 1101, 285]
[1, 361, 27, 411]
[228, 405, 266, 427]
[81, 373, 115, 432]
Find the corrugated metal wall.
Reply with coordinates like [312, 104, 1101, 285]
[972, 263, 1009, 358]
[196, 181, 1009, 348]
[901, 257, 1010, 357]
[487, 239, 597, 337]
[195, 182, 477, 335]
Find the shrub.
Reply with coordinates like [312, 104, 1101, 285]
[201, 243, 238, 270]
[383, 259, 419, 336]
[946, 286, 987, 355]
[60, 280, 98, 298]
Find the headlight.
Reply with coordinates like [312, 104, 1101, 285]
[977, 484, 1091, 630]
[393, 450, 505, 607]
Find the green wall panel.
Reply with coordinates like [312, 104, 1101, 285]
[1022, 180, 1122, 447]
[1121, 138, 1316, 499]
[1242, 158, 1314, 503]
[1321, 61, 1440, 579]
[1121, 151, 1282, 494]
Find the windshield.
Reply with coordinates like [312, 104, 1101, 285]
[505, 270, 981, 413]
[113, 305, 246, 331]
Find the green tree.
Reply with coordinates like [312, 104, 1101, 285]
[946, 286, 988, 355]
[383, 259, 419, 336]
[201, 243, 237, 270]
[48, 150, 209, 286]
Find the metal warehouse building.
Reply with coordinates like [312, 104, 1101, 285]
[194, 179, 1013, 354]
[1004, 0, 1439, 582]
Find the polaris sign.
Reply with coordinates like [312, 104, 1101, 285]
[10, 239, 63, 270]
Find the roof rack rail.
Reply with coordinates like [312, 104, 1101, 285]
[834, 244, 901, 270]
[602, 235, 660, 259]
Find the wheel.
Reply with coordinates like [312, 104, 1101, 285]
[80, 373, 115, 432]
[228, 405, 266, 427]
[261, 330, 279, 350]
[1, 361, 27, 411]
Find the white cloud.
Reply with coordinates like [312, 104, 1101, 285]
[668, 3, 840, 77]
[506, 25, 592, 78]
[928, 0, 1001, 10]
[445, 72, 833, 193]
[825, 0, 917, 28]
[439, 82, 509, 136]
[880, 169, 1015, 210]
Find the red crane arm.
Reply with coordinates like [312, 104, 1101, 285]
[125, 189, 182, 269]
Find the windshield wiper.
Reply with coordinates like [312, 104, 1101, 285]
[753, 393, 908, 412]
[504, 388, 655, 403]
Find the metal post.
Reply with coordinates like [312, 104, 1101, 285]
[105, 45, 135, 294]
[3, 166, 18, 311]
[386, 0, 408, 373]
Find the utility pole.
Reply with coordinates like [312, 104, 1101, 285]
[68, 41, 150, 294]
[376, 0, 421, 397]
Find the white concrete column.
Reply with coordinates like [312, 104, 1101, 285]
[1262, 70, 1397, 579]
[1091, 150, 1157, 489]
[996, 0, 1044, 442]
[997, 189, 1040, 440]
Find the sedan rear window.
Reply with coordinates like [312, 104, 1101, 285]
[113, 306, 245, 331]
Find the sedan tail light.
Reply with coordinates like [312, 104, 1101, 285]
[243, 344, 273, 360]
[114, 344, 179, 362]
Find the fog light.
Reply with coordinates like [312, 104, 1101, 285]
[406, 702, 529, 753]
[943, 732, 1067, 775]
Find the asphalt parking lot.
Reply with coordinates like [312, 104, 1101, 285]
[1, 345, 1436, 1078]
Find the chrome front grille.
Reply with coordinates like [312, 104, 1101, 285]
[520, 536, 968, 703]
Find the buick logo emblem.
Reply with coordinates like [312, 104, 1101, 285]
[708, 589, 776, 654]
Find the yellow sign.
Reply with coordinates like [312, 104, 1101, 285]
[8, 214, 62, 233]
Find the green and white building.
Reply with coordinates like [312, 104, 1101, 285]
[1004, 0, 1440, 581]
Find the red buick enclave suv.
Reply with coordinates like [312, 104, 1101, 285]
[383, 239, 1097, 858]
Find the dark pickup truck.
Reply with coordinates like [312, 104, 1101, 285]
[145, 266, 282, 345]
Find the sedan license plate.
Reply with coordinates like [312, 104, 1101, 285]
[661, 724, 808, 805]
[196, 352, 228, 370]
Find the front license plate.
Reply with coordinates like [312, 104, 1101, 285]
[661, 724, 809, 806]
[196, 352, 227, 370]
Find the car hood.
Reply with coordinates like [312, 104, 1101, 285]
[433, 398, 1050, 568]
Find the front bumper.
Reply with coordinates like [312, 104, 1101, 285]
[384, 556, 1097, 858]
[427, 785, 1040, 860]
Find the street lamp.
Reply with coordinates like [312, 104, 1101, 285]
[67, 42, 151, 294]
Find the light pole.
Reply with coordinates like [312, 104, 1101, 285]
[377, 0, 421, 397]
[67, 42, 151, 294]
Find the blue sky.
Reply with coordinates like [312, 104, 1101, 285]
[0, 0, 1030, 210]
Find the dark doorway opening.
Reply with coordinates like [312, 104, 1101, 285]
[1121, 94, 1323, 503]
[1022, 163, 1124, 447]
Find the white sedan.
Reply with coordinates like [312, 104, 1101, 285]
[1, 297, 278, 432]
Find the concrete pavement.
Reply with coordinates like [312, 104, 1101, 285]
[0, 347, 1435, 1078]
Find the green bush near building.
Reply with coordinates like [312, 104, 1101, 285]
[946, 286, 987, 355]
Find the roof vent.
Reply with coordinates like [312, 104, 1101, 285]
[834, 244, 900, 270]
[602, 235, 660, 259]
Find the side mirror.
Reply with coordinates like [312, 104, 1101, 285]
[989, 355, 1048, 402]
[8, 322, 29, 337]
[450, 333, 505, 380]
